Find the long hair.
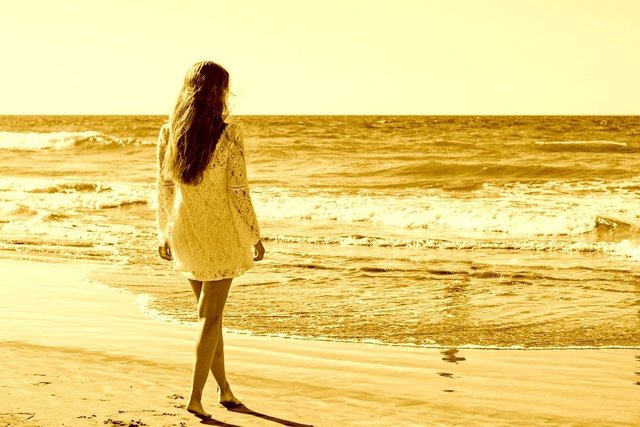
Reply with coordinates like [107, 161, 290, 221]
[163, 61, 229, 185]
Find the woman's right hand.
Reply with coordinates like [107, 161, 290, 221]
[158, 240, 172, 261]
[253, 239, 265, 261]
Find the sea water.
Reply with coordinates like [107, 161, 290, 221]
[1, 115, 639, 348]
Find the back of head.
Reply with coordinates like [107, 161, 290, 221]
[164, 61, 230, 185]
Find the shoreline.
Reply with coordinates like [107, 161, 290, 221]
[1, 257, 639, 426]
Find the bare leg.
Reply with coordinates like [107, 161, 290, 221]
[211, 300, 242, 405]
[188, 279, 239, 405]
[186, 278, 232, 418]
[188, 278, 202, 300]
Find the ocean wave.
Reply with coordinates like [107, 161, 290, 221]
[535, 140, 628, 147]
[0, 203, 39, 220]
[0, 178, 152, 211]
[534, 140, 633, 152]
[324, 161, 609, 182]
[594, 216, 639, 239]
[42, 212, 70, 222]
[0, 131, 153, 151]
[253, 188, 639, 238]
[31, 182, 112, 194]
[264, 234, 640, 260]
[98, 199, 148, 209]
[219, 328, 640, 350]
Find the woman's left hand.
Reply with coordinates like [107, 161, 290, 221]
[253, 239, 265, 261]
[158, 240, 172, 261]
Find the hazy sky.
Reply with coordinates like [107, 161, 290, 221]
[1, 0, 639, 115]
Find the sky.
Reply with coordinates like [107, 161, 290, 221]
[1, 0, 639, 115]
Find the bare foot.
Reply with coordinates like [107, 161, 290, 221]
[218, 383, 243, 409]
[186, 401, 211, 420]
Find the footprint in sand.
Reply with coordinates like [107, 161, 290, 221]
[167, 393, 184, 400]
[437, 372, 455, 378]
[103, 418, 147, 426]
[441, 349, 466, 364]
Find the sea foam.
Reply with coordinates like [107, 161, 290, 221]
[251, 186, 638, 239]
[0, 131, 152, 151]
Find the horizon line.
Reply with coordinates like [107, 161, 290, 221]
[0, 113, 639, 117]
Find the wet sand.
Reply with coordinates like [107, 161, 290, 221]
[0, 257, 638, 426]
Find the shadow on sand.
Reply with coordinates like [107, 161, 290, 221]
[200, 418, 241, 427]
[201, 405, 313, 427]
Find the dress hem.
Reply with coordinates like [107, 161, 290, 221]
[176, 265, 253, 282]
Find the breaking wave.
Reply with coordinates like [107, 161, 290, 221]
[252, 188, 640, 238]
[0, 131, 152, 151]
[534, 140, 632, 153]
[263, 233, 640, 259]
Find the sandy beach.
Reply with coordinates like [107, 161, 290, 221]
[2, 0, 640, 423]
[0, 256, 638, 426]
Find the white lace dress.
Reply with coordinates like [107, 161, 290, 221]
[156, 123, 261, 281]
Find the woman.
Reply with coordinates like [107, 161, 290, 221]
[156, 61, 265, 420]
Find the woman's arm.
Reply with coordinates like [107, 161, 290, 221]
[156, 124, 176, 250]
[226, 125, 262, 249]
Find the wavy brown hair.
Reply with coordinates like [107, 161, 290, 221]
[163, 61, 229, 185]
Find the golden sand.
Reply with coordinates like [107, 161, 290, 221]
[0, 258, 638, 426]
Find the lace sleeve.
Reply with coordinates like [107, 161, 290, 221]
[227, 125, 261, 246]
[156, 124, 175, 245]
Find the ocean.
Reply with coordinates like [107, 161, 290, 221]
[1, 115, 639, 349]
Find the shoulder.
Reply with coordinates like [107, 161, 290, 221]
[223, 122, 244, 143]
[158, 122, 170, 146]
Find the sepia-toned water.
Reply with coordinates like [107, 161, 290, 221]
[1, 115, 639, 348]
